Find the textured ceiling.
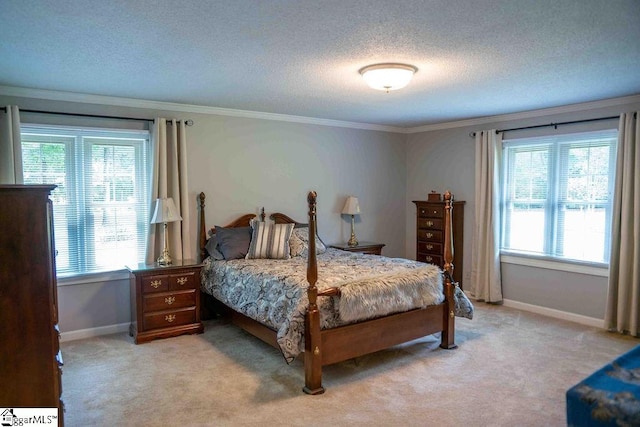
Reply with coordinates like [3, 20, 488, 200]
[1, 0, 639, 128]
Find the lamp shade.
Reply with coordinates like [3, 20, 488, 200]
[341, 196, 361, 215]
[359, 63, 417, 92]
[150, 197, 182, 224]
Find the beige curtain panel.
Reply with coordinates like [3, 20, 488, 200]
[470, 129, 503, 303]
[146, 118, 193, 264]
[605, 111, 640, 336]
[0, 105, 23, 184]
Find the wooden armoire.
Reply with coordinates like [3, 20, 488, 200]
[0, 185, 64, 422]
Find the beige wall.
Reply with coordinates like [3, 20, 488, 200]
[0, 94, 406, 333]
[406, 97, 640, 319]
[3, 91, 639, 332]
[186, 112, 407, 254]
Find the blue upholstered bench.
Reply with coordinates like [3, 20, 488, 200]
[566, 345, 640, 426]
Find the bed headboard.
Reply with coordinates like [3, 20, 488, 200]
[198, 192, 265, 259]
[270, 212, 307, 228]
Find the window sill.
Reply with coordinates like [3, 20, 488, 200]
[500, 252, 609, 277]
[57, 269, 130, 286]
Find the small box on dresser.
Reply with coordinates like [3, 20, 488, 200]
[413, 199, 465, 288]
[127, 260, 204, 344]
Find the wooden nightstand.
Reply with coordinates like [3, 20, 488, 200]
[127, 259, 204, 344]
[329, 241, 385, 255]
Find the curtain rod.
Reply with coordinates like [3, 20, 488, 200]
[1, 107, 193, 126]
[469, 115, 620, 137]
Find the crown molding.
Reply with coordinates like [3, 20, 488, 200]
[404, 94, 640, 134]
[0, 85, 406, 133]
[2, 85, 638, 135]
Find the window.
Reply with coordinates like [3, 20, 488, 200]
[21, 125, 150, 276]
[501, 129, 617, 264]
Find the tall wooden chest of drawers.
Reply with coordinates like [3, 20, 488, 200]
[128, 260, 204, 344]
[413, 200, 465, 288]
[0, 185, 64, 423]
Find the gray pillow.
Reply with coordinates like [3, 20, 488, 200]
[215, 226, 252, 260]
[204, 235, 224, 260]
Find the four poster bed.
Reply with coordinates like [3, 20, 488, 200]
[198, 191, 459, 394]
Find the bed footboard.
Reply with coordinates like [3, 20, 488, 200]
[303, 191, 457, 394]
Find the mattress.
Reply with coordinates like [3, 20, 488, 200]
[201, 248, 443, 362]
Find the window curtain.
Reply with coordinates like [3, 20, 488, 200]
[605, 112, 639, 336]
[146, 119, 193, 264]
[470, 129, 503, 302]
[0, 105, 23, 184]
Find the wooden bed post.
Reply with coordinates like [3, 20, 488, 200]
[303, 191, 324, 395]
[199, 192, 206, 260]
[440, 191, 457, 349]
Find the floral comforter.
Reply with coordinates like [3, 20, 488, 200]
[200, 248, 443, 362]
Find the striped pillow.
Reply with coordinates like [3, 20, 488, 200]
[246, 222, 295, 259]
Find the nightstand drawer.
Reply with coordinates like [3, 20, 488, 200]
[417, 229, 442, 242]
[142, 275, 169, 293]
[418, 218, 443, 230]
[417, 205, 444, 218]
[143, 307, 196, 330]
[418, 241, 442, 254]
[417, 253, 443, 266]
[143, 289, 196, 312]
[169, 271, 197, 290]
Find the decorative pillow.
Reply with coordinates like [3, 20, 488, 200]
[246, 222, 294, 260]
[289, 226, 327, 257]
[453, 283, 474, 319]
[214, 226, 252, 260]
[204, 234, 224, 260]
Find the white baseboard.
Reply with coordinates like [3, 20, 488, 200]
[58, 299, 603, 341]
[60, 322, 130, 342]
[502, 299, 604, 328]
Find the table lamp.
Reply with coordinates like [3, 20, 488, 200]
[150, 197, 182, 265]
[341, 196, 360, 247]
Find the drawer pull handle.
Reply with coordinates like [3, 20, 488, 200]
[426, 220, 434, 227]
[426, 232, 433, 239]
[433, 210, 438, 214]
[165, 314, 176, 323]
[426, 244, 433, 250]
[421, 209, 425, 214]
[177, 277, 188, 286]
[165, 296, 175, 305]
[426, 256, 433, 262]
[150, 280, 162, 289]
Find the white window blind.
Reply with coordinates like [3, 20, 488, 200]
[21, 125, 150, 276]
[501, 129, 617, 264]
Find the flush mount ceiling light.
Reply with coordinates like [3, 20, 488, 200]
[359, 63, 418, 92]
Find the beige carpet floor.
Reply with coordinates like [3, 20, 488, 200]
[60, 304, 638, 426]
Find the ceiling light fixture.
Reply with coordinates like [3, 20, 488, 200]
[359, 63, 418, 92]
